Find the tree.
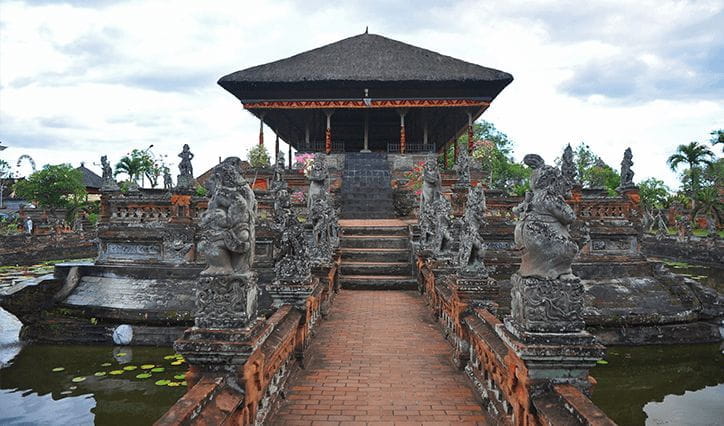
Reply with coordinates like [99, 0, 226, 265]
[583, 161, 620, 195]
[247, 144, 271, 168]
[666, 141, 715, 196]
[691, 186, 722, 225]
[115, 150, 148, 183]
[638, 178, 670, 210]
[710, 129, 723, 153]
[571, 143, 599, 184]
[14, 164, 86, 209]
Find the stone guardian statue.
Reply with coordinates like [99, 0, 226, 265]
[509, 154, 584, 334]
[176, 144, 195, 190]
[195, 157, 258, 328]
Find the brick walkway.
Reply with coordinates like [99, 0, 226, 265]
[272, 290, 487, 425]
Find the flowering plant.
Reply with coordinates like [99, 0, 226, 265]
[290, 190, 306, 204]
[294, 153, 315, 177]
[403, 161, 425, 196]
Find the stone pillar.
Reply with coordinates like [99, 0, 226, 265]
[467, 112, 474, 154]
[174, 157, 267, 382]
[305, 122, 310, 151]
[324, 110, 334, 155]
[497, 153, 605, 394]
[274, 133, 279, 165]
[288, 141, 292, 169]
[398, 109, 407, 154]
[258, 113, 265, 146]
[453, 138, 458, 165]
[362, 112, 370, 152]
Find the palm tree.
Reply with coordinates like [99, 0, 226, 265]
[667, 141, 715, 171]
[114, 155, 145, 183]
[667, 142, 715, 197]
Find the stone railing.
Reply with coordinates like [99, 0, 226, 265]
[417, 257, 615, 425]
[155, 253, 340, 426]
[96, 190, 208, 265]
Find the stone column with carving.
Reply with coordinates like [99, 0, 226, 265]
[500, 154, 605, 394]
[174, 157, 266, 377]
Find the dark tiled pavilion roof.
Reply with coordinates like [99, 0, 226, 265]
[75, 163, 103, 189]
[219, 32, 513, 100]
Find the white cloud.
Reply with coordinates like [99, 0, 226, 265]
[0, 0, 722, 189]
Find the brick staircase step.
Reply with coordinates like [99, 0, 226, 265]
[340, 262, 411, 276]
[340, 235, 409, 249]
[341, 226, 407, 236]
[339, 275, 417, 290]
[340, 248, 411, 262]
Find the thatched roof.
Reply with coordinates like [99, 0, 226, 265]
[76, 163, 103, 189]
[219, 33, 513, 101]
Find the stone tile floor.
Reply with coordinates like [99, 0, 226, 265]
[272, 290, 488, 425]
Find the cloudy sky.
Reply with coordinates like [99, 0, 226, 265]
[1, 0, 722, 188]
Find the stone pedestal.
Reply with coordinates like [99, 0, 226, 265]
[509, 273, 585, 333]
[176, 174, 194, 190]
[174, 272, 264, 374]
[195, 273, 259, 329]
[498, 319, 605, 393]
[502, 273, 605, 393]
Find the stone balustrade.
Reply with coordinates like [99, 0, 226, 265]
[417, 257, 615, 425]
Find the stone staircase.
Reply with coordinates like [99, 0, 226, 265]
[340, 153, 394, 219]
[339, 221, 416, 290]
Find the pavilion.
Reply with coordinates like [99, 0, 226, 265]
[219, 32, 512, 157]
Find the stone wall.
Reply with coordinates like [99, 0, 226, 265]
[0, 232, 97, 266]
[642, 235, 723, 267]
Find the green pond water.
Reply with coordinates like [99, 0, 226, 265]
[591, 343, 724, 426]
[0, 338, 187, 425]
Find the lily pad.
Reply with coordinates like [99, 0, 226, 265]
[51, 367, 65, 372]
[123, 365, 137, 371]
[151, 367, 165, 373]
[101, 362, 112, 367]
[140, 364, 155, 369]
[170, 360, 183, 366]
[69, 386, 77, 390]
[71, 376, 86, 383]
[163, 355, 177, 360]
[94, 372, 107, 377]
[174, 374, 186, 380]
[109, 370, 124, 375]
[181, 381, 187, 386]
[167, 382, 181, 387]
[136, 373, 152, 379]
[116, 352, 127, 357]
[596, 360, 609, 365]
[155, 379, 171, 386]
[60, 390, 73, 395]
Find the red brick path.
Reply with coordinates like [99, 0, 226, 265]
[272, 290, 488, 425]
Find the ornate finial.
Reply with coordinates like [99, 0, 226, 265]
[561, 144, 577, 185]
[618, 147, 635, 190]
[365, 26, 368, 34]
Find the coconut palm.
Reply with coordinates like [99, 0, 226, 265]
[667, 142, 714, 172]
[667, 142, 715, 197]
[114, 155, 145, 183]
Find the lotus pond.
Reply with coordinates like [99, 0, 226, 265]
[591, 343, 724, 426]
[0, 314, 187, 425]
